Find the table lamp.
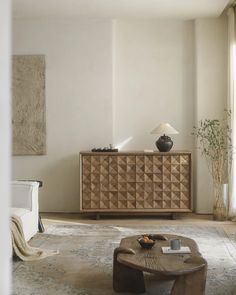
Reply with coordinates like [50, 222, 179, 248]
[151, 123, 179, 152]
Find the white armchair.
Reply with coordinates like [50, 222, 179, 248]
[11, 181, 40, 241]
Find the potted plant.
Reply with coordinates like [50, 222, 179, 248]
[192, 110, 233, 221]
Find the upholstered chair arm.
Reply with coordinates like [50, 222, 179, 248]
[11, 181, 39, 212]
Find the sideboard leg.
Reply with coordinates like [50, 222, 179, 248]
[171, 213, 177, 220]
[95, 213, 100, 220]
[113, 247, 145, 293]
[38, 215, 45, 233]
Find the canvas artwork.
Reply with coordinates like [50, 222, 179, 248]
[12, 55, 46, 155]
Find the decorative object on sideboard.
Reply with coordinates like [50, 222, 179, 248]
[151, 123, 179, 152]
[192, 110, 233, 221]
[91, 144, 118, 152]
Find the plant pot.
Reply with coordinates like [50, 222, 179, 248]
[213, 205, 227, 221]
[213, 183, 228, 221]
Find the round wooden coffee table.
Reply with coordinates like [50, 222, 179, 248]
[113, 234, 207, 295]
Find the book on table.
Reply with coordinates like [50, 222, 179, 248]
[161, 246, 191, 254]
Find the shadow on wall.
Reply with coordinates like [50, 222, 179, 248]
[39, 154, 80, 213]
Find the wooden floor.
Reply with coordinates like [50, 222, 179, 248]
[41, 212, 236, 236]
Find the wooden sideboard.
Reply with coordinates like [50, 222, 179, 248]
[80, 151, 192, 216]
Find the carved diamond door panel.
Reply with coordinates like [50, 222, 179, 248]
[80, 152, 191, 213]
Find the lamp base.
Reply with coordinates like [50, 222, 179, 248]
[155, 135, 173, 152]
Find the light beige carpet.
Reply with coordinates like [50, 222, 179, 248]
[12, 223, 236, 295]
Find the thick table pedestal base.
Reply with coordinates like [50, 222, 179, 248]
[113, 248, 207, 295]
[113, 247, 145, 293]
[171, 257, 207, 295]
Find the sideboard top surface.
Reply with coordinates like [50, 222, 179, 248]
[80, 150, 191, 156]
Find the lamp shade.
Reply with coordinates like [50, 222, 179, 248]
[151, 123, 179, 135]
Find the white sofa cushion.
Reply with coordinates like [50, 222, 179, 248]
[10, 207, 30, 217]
[11, 181, 40, 242]
[11, 181, 39, 210]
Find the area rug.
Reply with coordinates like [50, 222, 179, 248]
[12, 224, 236, 295]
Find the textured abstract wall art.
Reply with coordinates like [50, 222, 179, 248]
[12, 55, 46, 155]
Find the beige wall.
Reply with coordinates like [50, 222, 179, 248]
[113, 19, 194, 151]
[12, 17, 228, 213]
[12, 19, 113, 212]
[194, 16, 228, 213]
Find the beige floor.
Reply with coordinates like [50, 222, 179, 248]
[41, 212, 236, 236]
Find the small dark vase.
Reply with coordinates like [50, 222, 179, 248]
[155, 135, 173, 152]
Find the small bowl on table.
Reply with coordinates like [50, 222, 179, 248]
[137, 235, 155, 250]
